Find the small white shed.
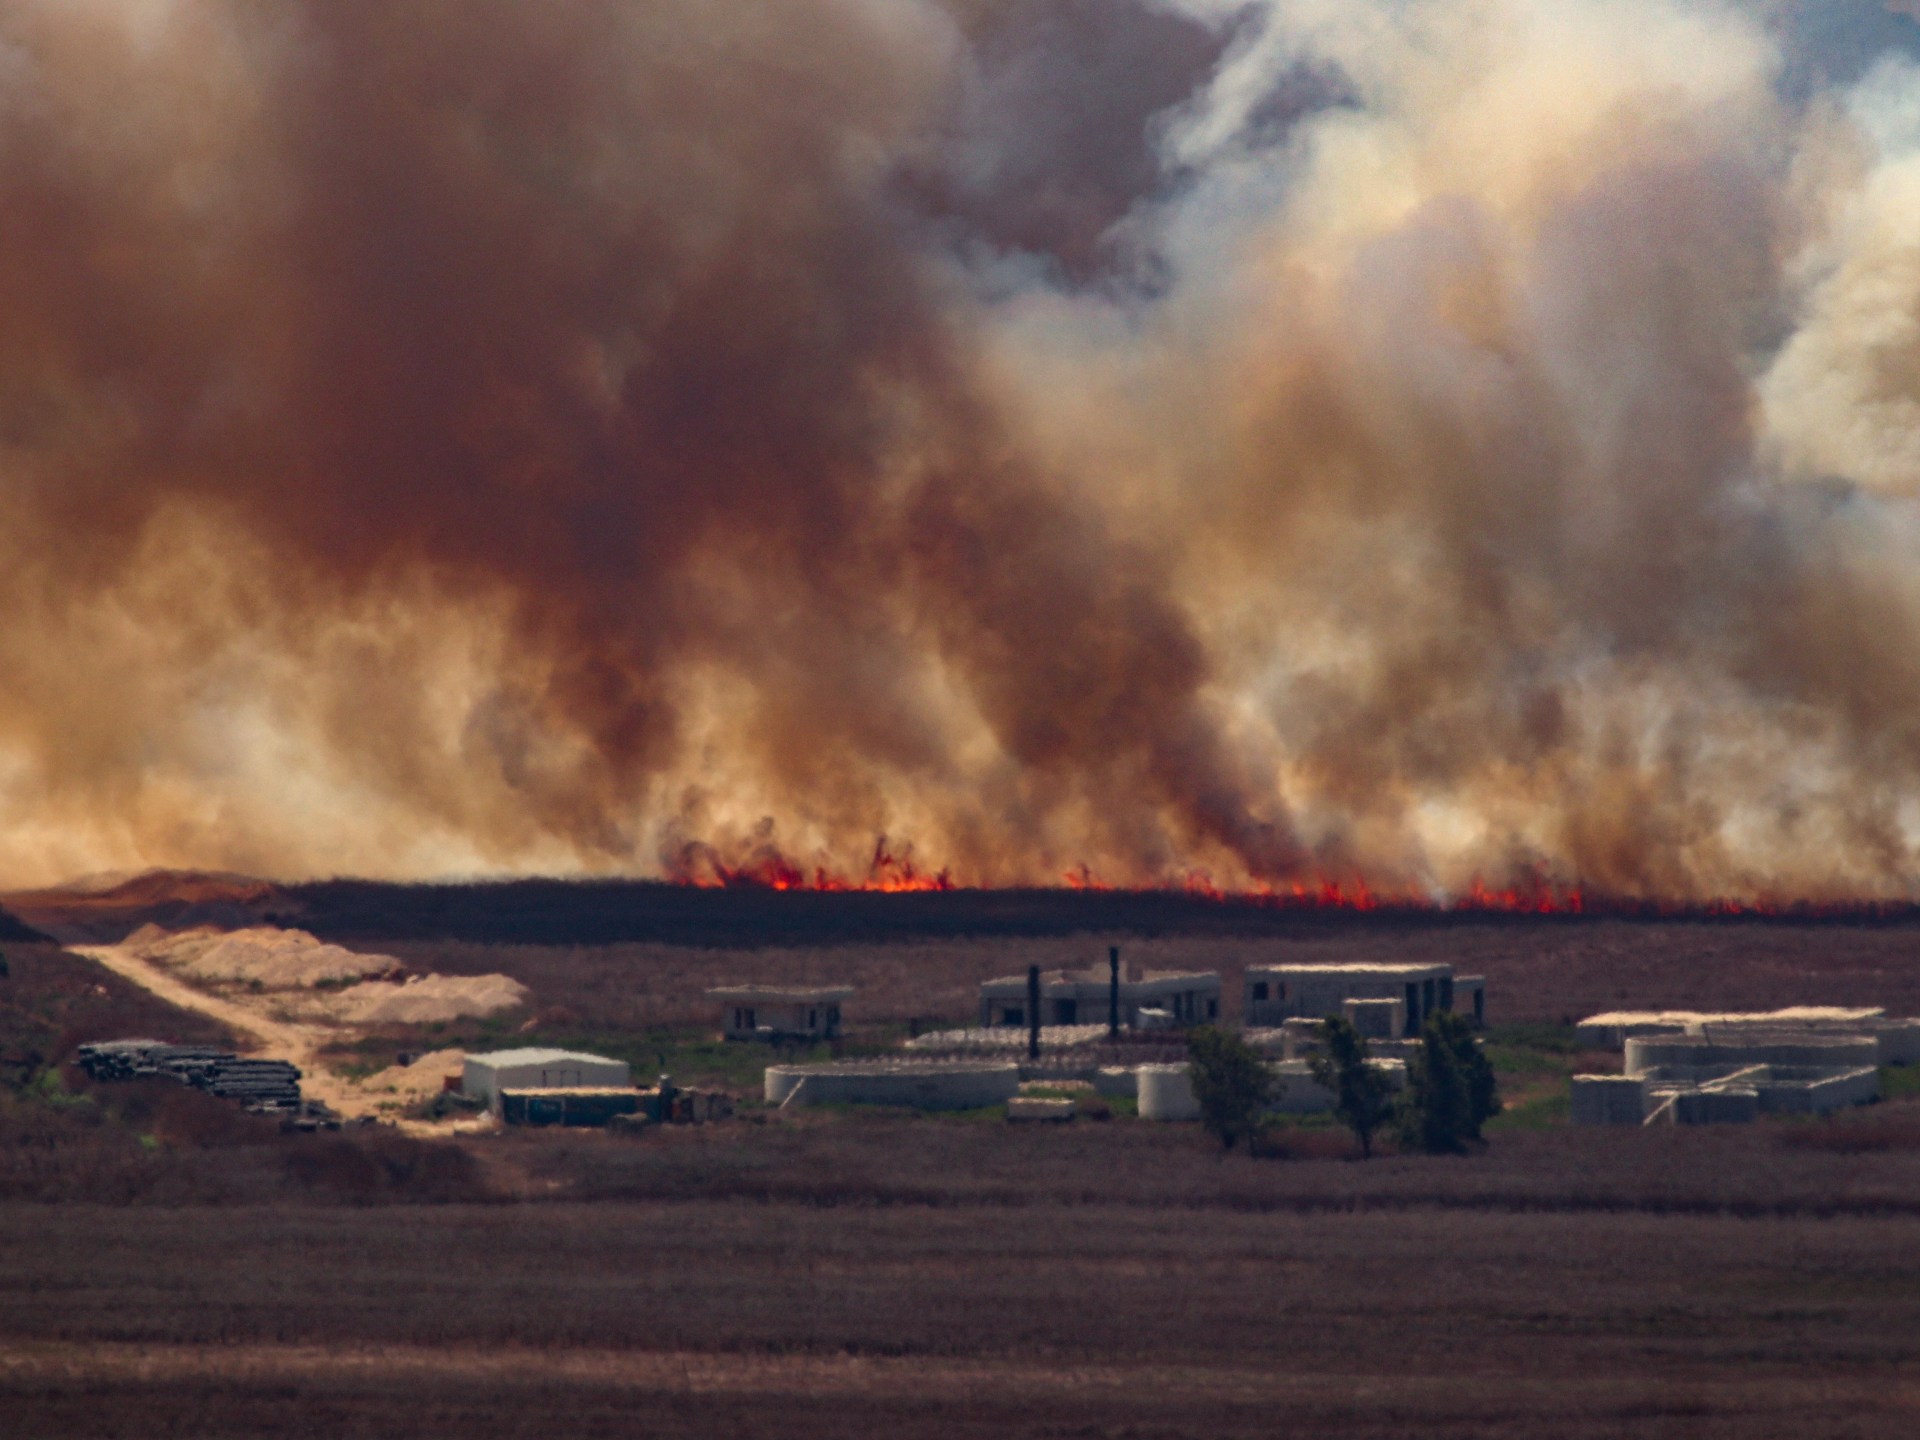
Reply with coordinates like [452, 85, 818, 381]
[463, 1048, 630, 1110]
[708, 985, 852, 1041]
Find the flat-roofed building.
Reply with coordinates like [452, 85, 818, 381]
[1244, 962, 1485, 1035]
[977, 966, 1220, 1030]
[708, 985, 852, 1042]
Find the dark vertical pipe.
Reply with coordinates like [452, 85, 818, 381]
[1027, 964, 1041, 1061]
[1108, 946, 1121, 1038]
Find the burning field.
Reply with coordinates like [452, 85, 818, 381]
[14, 10, 1920, 1437]
[0, 1, 1917, 908]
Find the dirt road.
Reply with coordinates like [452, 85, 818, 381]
[73, 943, 483, 1130]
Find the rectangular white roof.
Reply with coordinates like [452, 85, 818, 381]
[1578, 1007, 1883, 1027]
[1247, 962, 1452, 977]
[981, 967, 1217, 989]
[465, 1048, 623, 1068]
[707, 985, 854, 1003]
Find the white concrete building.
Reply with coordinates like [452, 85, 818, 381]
[977, 966, 1221, 1030]
[708, 985, 852, 1042]
[462, 1048, 630, 1110]
[1243, 962, 1486, 1034]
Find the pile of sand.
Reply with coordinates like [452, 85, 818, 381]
[358, 1048, 467, 1101]
[316, 972, 529, 1025]
[122, 923, 401, 989]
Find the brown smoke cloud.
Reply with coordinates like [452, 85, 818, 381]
[2, 0, 1920, 900]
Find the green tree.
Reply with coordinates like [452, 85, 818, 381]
[1186, 1026, 1275, 1151]
[1398, 1010, 1501, 1153]
[1309, 1015, 1396, 1158]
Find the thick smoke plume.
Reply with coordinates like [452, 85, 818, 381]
[2, 0, 1920, 901]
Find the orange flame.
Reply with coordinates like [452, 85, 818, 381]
[668, 837, 1920, 917]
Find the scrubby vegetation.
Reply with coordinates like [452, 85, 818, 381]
[1309, 1015, 1397, 1158]
[1187, 1025, 1274, 1150]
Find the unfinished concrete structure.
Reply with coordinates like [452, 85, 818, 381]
[1243, 962, 1485, 1034]
[709, 984, 852, 1042]
[462, 1048, 630, 1111]
[1575, 1007, 1920, 1063]
[765, 1059, 1021, 1111]
[978, 966, 1220, 1030]
[1572, 1029, 1885, 1126]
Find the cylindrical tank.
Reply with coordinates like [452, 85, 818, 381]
[1135, 1063, 1200, 1121]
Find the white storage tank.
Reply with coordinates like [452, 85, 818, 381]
[1136, 1064, 1201, 1121]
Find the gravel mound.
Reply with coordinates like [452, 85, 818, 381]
[318, 973, 529, 1025]
[123, 923, 401, 989]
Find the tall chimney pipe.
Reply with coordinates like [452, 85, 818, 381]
[1108, 946, 1121, 1038]
[1027, 964, 1041, 1061]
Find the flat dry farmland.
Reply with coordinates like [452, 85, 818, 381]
[488, 1109, 1920, 1214]
[387, 917, 1920, 1026]
[2, 1197, 1918, 1439]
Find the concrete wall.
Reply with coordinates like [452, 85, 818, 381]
[1871, 1019, 1920, 1066]
[1669, 1088, 1759, 1125]
[1756, 1066, 1881, 1115]
[1624, 1034, 1879, 1077]
[721, 1000, 842, 1041]
[1343, 997, 1404, 1040]
[765, 1061, 1019, 1111]
[1570, 1075, 1650, 1125]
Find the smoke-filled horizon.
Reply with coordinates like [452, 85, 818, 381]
[2, 0, 1919, 900]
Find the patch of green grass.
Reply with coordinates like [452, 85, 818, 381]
[1880, 1064, 1920, 1101]
[29, 1067, 94, 1110]
[1260, 1108, 1340, 1131]
[1482, 1022, 1582, 1056]
[1485, 1085, 1570, 1132]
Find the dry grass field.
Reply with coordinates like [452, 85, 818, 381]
[9, 910, 1920, 1436]
[385, 915, 1920, 1029]
[5, 1115, 1920, 1438]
